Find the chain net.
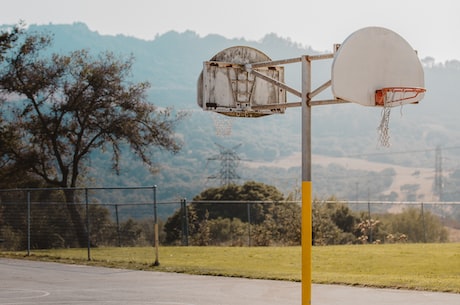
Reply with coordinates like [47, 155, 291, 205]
[377, 105, 392, 147]
[377, 90, 395, 147]
[212, 112, 233, 137]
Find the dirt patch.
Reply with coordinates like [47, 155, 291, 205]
[245, 153, 438, 201]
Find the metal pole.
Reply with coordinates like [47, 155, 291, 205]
[368, 187, 372, 243]
[153, 185, 160, 266]
[247, 202, 252, 247]
[181, 199, 185, 245]
[181, 199, 189, 246]
[115, 204, 121, 247]
[368, 200, 372, 244]
[184, 198, 189, 246]
[27, 191, 31, 256]
[301, 55, 312, 305]
[85, 188, 91, 261]
[421, 202, 427, 243]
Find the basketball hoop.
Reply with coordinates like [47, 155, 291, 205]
[375, 87, 426, 147]
[375, 87, 426, 107]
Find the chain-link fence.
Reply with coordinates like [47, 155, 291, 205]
[1, 187, 460, 260]
[0, 187, 181, 260]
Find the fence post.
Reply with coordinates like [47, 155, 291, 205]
[181, 198, 189, 246]
[152, 185, 160, 266]
[421, 202, 427, 243]
[247, 202, 252, 247]
[115, 204, 121, 247]
[368, 200, 372, 244]
[27, 190, 31, 256]
[85, 188, 91, 261]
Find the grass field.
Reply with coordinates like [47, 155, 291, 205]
[2, 243, 460, 293]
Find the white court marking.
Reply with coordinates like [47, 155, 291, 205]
[0, 288, 50, 299]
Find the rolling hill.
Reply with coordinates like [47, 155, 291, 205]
[4, 22, 460, 202]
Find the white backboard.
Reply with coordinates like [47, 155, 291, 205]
[331, 27, 425, 107]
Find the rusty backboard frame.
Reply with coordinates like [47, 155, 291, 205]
[199, 61, 286, 117]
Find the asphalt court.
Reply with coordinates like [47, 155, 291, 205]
[1, 258, 459, 305]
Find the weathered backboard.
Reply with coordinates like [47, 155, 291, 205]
[197, 46, 286, 117]
[331, 27, 425, 107]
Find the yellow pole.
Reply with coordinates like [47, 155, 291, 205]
[302, 181, 312, 304]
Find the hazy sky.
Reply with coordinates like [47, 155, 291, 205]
[1, 0, 459, 62]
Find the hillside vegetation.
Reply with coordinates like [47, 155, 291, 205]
[3, 22, 460, 202]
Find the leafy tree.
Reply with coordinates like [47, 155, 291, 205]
[205, 217, 247, 246]
[118, 219, 143, 247]
[263, 201, 301, 245]
[191, 181, 284, 223]
[164, 181, 293, 245]
[0, 23, 22, 61]
[190, 210, 211, 246]
[0, 26, 184, 246]
[0, 189, 77, 250]
[0, 24, 35, 188]
[312, 199, 342, 245]
[87, 204, 115, 247]
[163, 210, 185, 245]
[312, 198, 359, 245]
[381, 207, 448, 243]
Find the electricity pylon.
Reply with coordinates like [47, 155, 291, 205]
[207, 143, 241, 186]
